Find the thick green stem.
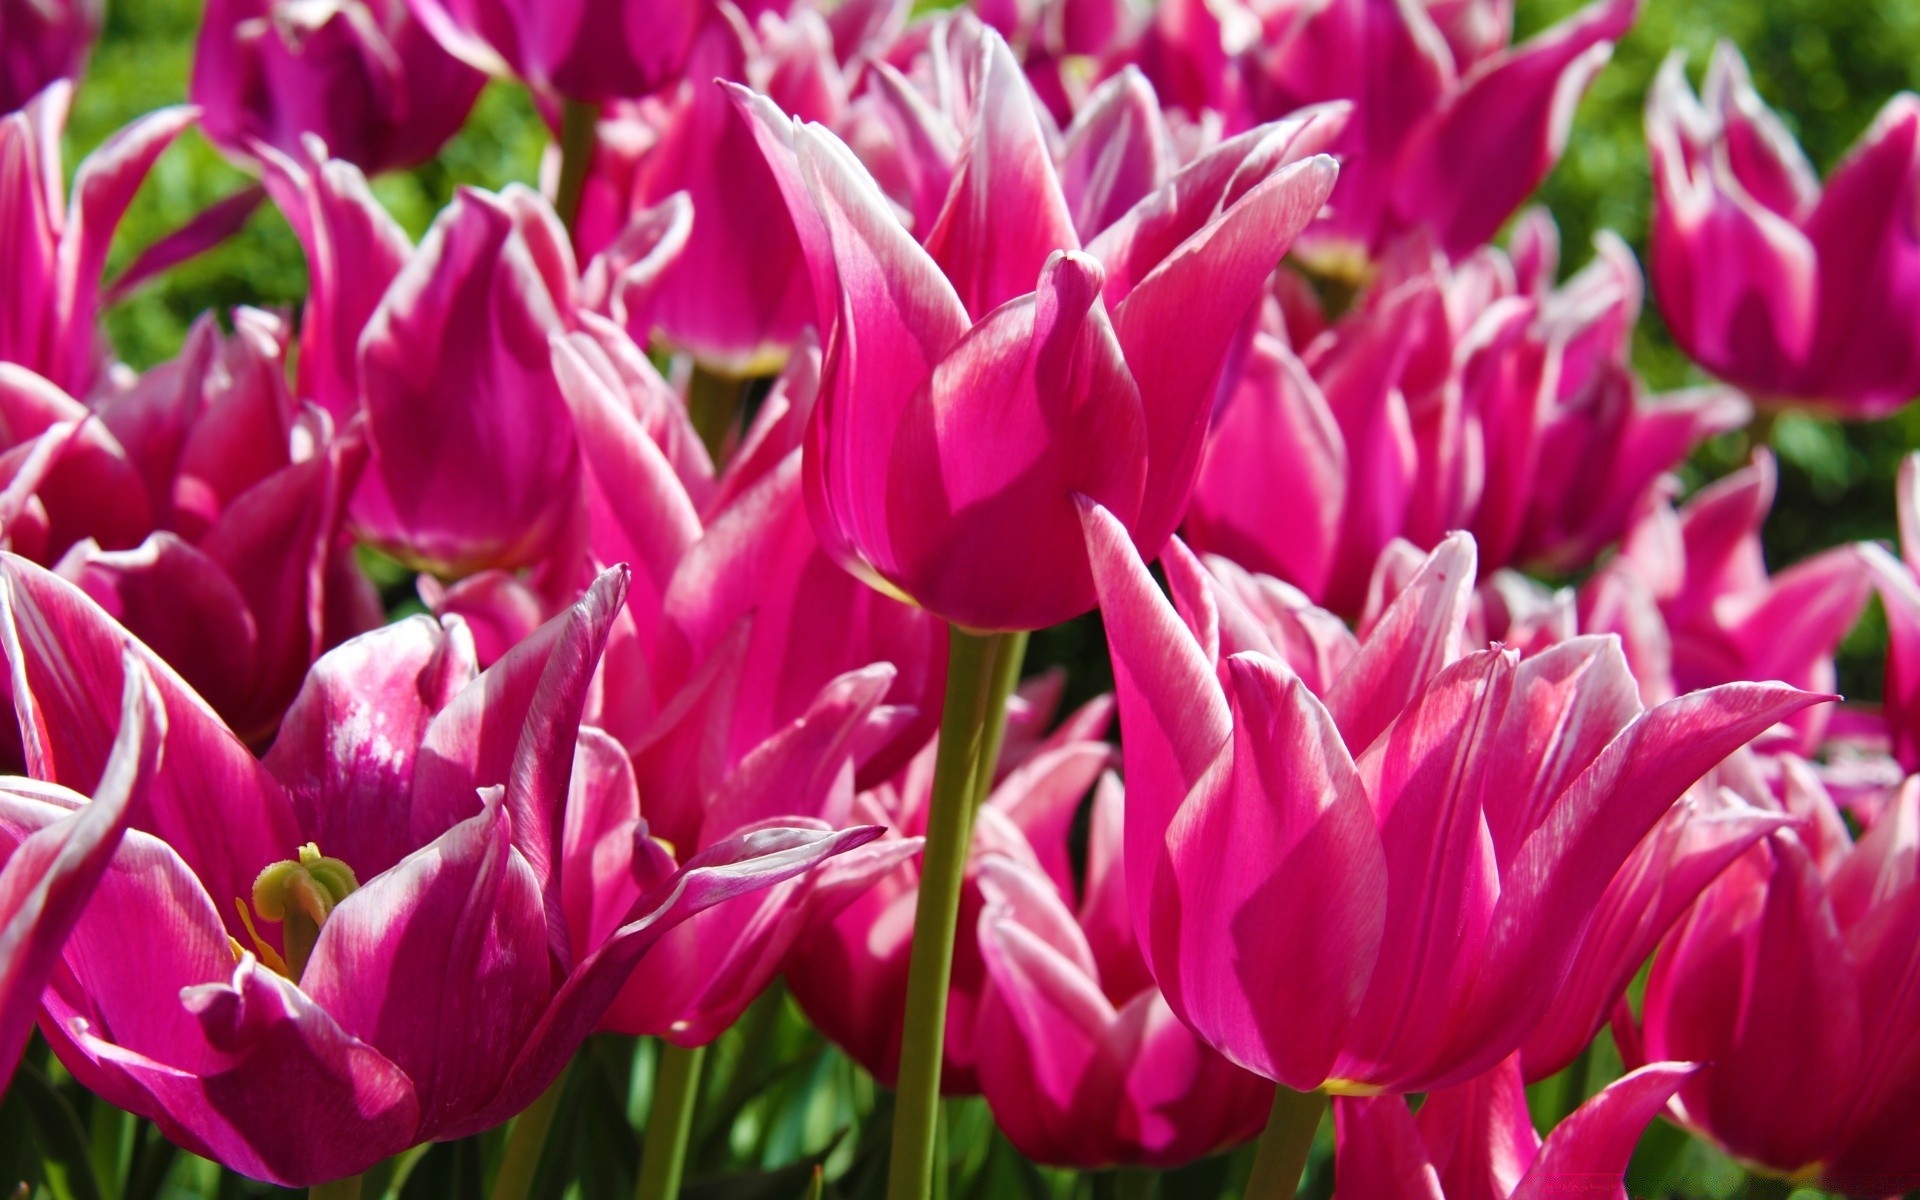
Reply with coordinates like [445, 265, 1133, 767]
[886, 629, 1014, 1200]
[1244, 1087, 1327, 1200]
[686, 366, 745, 465]
[966, 630, 1028, 813]
[553, 97, 601, 235]
[310, 1175, 363, 1200]
[490, 1065, 571, 1200]
[634, 1040, 708, 1200]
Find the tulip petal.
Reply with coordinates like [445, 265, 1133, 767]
[921, 30, 1081, 317]
[454, 823, 883, 1137]
[1510, 1062, 1696, 1200]
[302, 792, 547, 1138]
[0, 656, 157, 1088]
[1162, 654, 1386, 1090]
[0, 554, 303, 943]
[412, 566, 630, 956]
[1326, 532, 1475, 754]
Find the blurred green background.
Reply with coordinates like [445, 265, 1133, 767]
[76, 0, 1920, 631]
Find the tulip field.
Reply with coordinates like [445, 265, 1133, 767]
[4, 0, 1920, 1198]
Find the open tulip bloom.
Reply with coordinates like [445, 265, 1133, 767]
[0, 556, 879, 1187]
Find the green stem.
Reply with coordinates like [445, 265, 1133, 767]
[87, 1100, 132, 1197]
[634, 1040, 708, 1200]
[1744, 1177, 1798, 1200]
[311, 1174, 364, 1200]
[553, 97, 601, 235]
[1553, 1040, 1595, 1127]
[885, 629, 1011, 1200]
[1113, 1167, 1156, 1200]
[489, 1065, 571, 1200]
[685, 366, 744, 465]
[966, 630, 1028, 813]
[1244, 1087, 1327, 1200]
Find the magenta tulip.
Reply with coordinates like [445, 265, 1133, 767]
[0, 0, 99, 114]
[1618, 778, 1920, 1194]
[1647, 43, 1920, 416]
[1082, 500, 1826, 1094]
[1186, 219, 1745, 614]
[0, 656, 156, 1091]
[1333, 1056, 1696, 1198]
[1132, 0, 1637, 263]
[1608, 450, 1871, 752]
[570, 6, 851, 370]
[0, 82, 194, 399]
[973, 774, 1274, 1167]
[737, 27, 1340, 630]
[65, 310, 379, 742]
[0, 555, 878, 1187]
[192, 0, 484, 174]
[354, 185, 583, 574]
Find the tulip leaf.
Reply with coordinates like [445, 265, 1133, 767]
[6, 1063, 103, 1200]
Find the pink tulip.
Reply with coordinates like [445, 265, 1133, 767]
[788, 697, 1115, 1091]
[1333, 1056, 1696, 1198]
[58, 311, 380, 742]
[0, 0, 99, 114]
[1131, 0, 1636, 263]
[570, 5, 854, 370]
[354, 184, 584, 574]
[1187, 220, 1745, 615]
[1617, 777, 1920, 1194]
[0, 655, 156, 1091]
[736, 27, 1340, 630]
[1647, 44, 1920, 416]
[973, 773, 1274, 1167]
[0, 556, 878, 1187]
[0, 82, 194, 399]
[1082, 500, 1826, 1094]
[404, 0, 709, 102]
[1610, 451, 1871, 752]
[192, 0, 485, 174]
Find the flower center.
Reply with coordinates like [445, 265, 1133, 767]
[233, 843, 358, 981]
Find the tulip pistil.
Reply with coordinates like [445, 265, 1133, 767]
[236, 844, 359, 982]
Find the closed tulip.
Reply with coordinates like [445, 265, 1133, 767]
[1081, 500, 1825, 1094]
[405, 0, 708, 102]
[736, 27, 1340, 630]
[1617, 778, 1920, 1195]
[1647, 43, 1920, 417]
[192, 0, 484, 174]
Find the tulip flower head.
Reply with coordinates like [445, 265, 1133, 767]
[1648, 43, 1920, 417]
[1082, 500, 1827, 1094]
[0, 83, 194, 399]
[0, 557, 877, 1187]
[193, 0, 485, 174]
[737, 27, 1340, 630]
[1618, 777, 1920, 1194]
